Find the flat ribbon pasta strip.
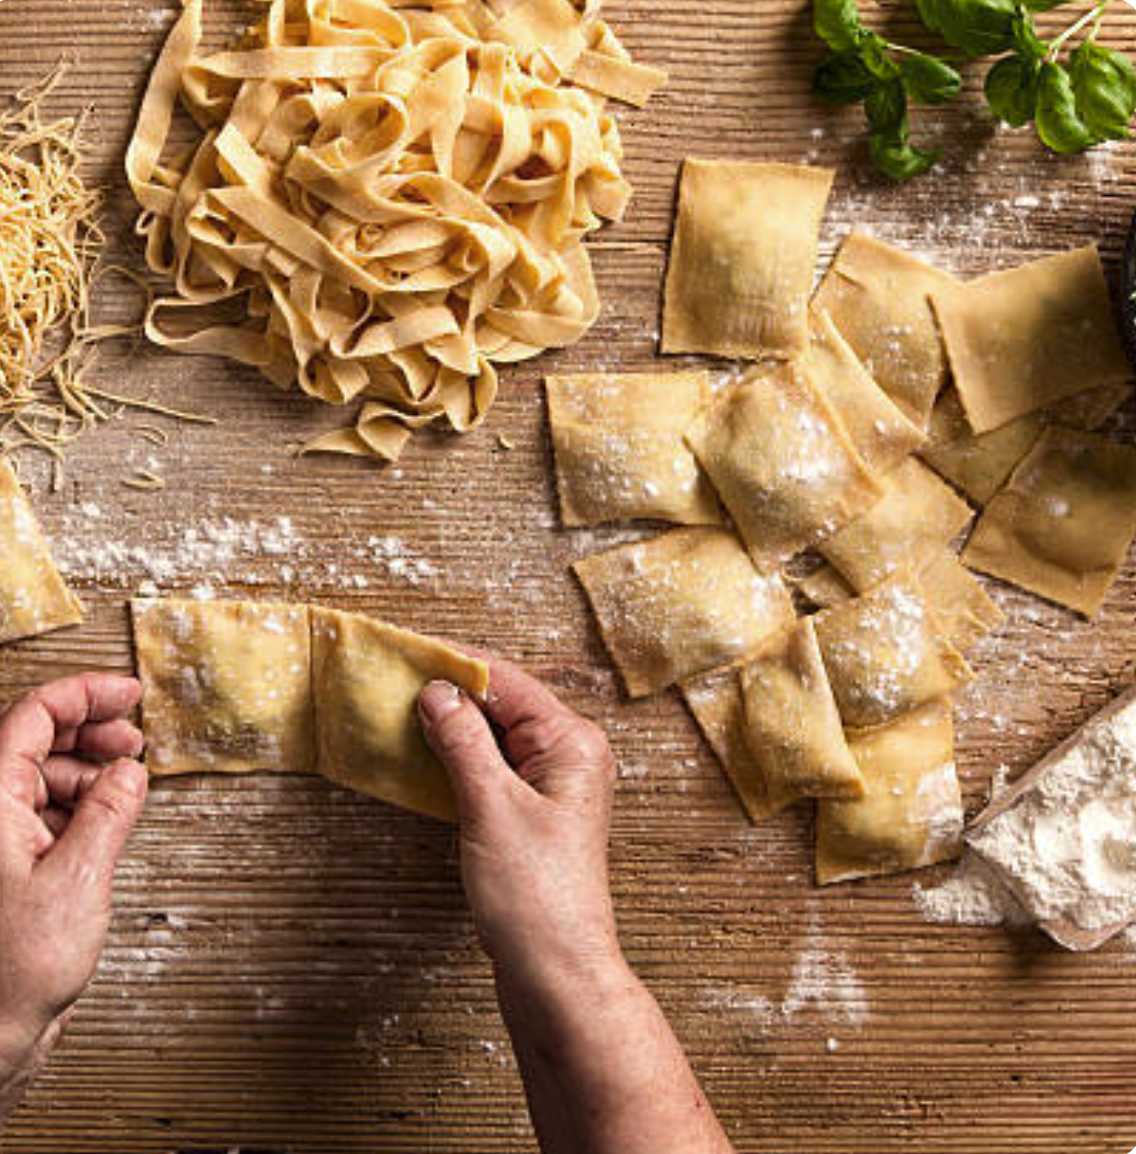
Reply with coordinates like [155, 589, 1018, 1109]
[127, 0, 663, 462]
[0, 460, 83, 645]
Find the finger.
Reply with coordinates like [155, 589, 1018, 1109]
[41, 755, 103, 808]
[40, 758, 148, 891]
[477, 655, 577, 735]
[74, 719, 144, 762]
[41, 806, 70, 841]
[418, 681, 520, 822]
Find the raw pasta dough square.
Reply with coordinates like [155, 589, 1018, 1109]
[0, 461, 83, 645]
[812, 233, 958, 430]
[931, 246, 1132, 435]
[820, 457, 974, 592]
[545, 371, 720, 527]
[573, 527, 796, 698]
[311, 607, 490, 822]
[739, 618, 864, 800]
[962, 428, 1136, 618]
[133, 598, 316, 776]
[681, 667, 800, 823]
[685, 364, 884, 571]
[813, 572, 974, 728]
[816, 699, 964, 884]
[662, 159, 834, 360]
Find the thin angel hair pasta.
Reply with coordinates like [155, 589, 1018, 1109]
[127, 0, 664, 462]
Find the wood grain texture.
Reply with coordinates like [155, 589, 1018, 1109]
[2, 1, 1136, 1151]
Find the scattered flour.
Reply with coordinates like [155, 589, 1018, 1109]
[913, 852, 1031, 928]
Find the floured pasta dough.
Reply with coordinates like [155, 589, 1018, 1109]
[816, 699, 963, 884]
[931, 246, 1131, 435]
[681, 667, 800, 823]
[814, 571, 974, 728]
[132, 598, 316, 776]
[820, 457, 973, 592]
[126, 0, 663, 462]
[963, 427, 1136, 618]
[685, 363, 884, 571]
[573, 527, 795, 697]
[546, 371, 720, 527]
[0, 460, 83, 645]
[662, 159, 834, 359]
[916, 551, 1003, 654]
[739, 618, 864, 800]
[310, 607, 489, 822]
[804, 309, 926, 474]
[812, 233, 957, 430]
[794, 562, 854, 611]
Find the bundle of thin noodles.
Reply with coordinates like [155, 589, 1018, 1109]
[126, 0, 665, 463]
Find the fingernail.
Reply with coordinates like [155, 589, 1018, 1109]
[109, 760, 148, 797]
[419, 680, 463, 724]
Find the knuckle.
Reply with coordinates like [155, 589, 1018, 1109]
[84, 785, 134, 825]
[432, 705, 487, 761]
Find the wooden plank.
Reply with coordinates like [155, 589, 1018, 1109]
[2, 0, 1136, 1151]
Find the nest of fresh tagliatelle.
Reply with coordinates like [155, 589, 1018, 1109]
[126, 0, 666, 464]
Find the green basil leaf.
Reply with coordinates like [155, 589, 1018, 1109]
[814, 51, 878, 105]
[1010, 11, 1046, 61]
[919, 0, 1018, 57]
[865, 78, 908, 134]
[985, 54, 1040, 127]
[1035, 61, 1097, 153]
[813, 0, 865, 52]
[1069, 41, 1136, 141]
[898, 52, 963, 105]
[1022, 0, 1074, 9]
[870, 133, 940, 180]
[860, 33, 900, 81]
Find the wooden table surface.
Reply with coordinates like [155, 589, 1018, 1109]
[3, 1, 1136, 1151]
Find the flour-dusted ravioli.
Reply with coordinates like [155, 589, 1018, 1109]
[685, 364, 884, 571]
[816, 699, 964, 884]
[681, 666, 801, 823]
[311, 608, 489, 822]
[804, 309, 926, 474]
[662, 159, 834, 360]
[739, 618, 864, 800]
[132, 598, 316, 777]
[812, 233, 958, 429]
[794, 562, 855, 610]
[574, 527, 796, 698]
[931, 246, 1132, 435]
[0, 461, 83, 645]
[814, 572, 974, 728]
[820, 458, 974, 593]
[916, 551, 1003, 654]
[962, 428, 1136, 618]
[545, 371, 720, 527]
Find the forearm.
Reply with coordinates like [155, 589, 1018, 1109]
[495, 955, 734, 1154]
[0, 1018, 49, 1127]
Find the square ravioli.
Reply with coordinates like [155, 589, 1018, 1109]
[0, 461, 83, 645]
[685, 363, 884, 571]
[816, 699, 964, 884]
[681, 666, 801, 823]
[812, 233, 958, 429]
[662, 159, 834, 360]
[813, 571, 974, 728]
[739, 619, 864, 800]
[931, 246, 1132, 435]
[132, 598, 316, 776]
[574, 527, 796, 697]
[820, 457, 974, 593]
[962, 428, 1136, 618]
[545, 371, 720, 527]
[311, 608, 490, 822]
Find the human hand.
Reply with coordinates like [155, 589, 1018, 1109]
[0, 674, 148, 1118]
[418, 657, 622, 993]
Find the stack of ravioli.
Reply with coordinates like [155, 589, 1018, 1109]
[550, 158, 1136, 885]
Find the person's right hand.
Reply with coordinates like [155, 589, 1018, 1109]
[418, 657, 621, 992]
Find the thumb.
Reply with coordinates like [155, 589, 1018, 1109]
[44, 759, 148, 890]
[419, 681, 517, 823]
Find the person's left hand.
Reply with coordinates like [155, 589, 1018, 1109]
[0, 674, 149, 1120]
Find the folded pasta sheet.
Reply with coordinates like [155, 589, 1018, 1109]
[573, 527, 795, 698]
[133, 597, 488, 821]
[685, 363, 884, 571]
[812, 234, 958, 430]
[0, 460, 83, 645]
[816, 700, 964, 884]
[545, 371, 720, 527]
[126, 0, 664, 462]
[931, 247, 1131, 435]
[662, 160, 834, 360]
[963, 428, 1136, 618]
